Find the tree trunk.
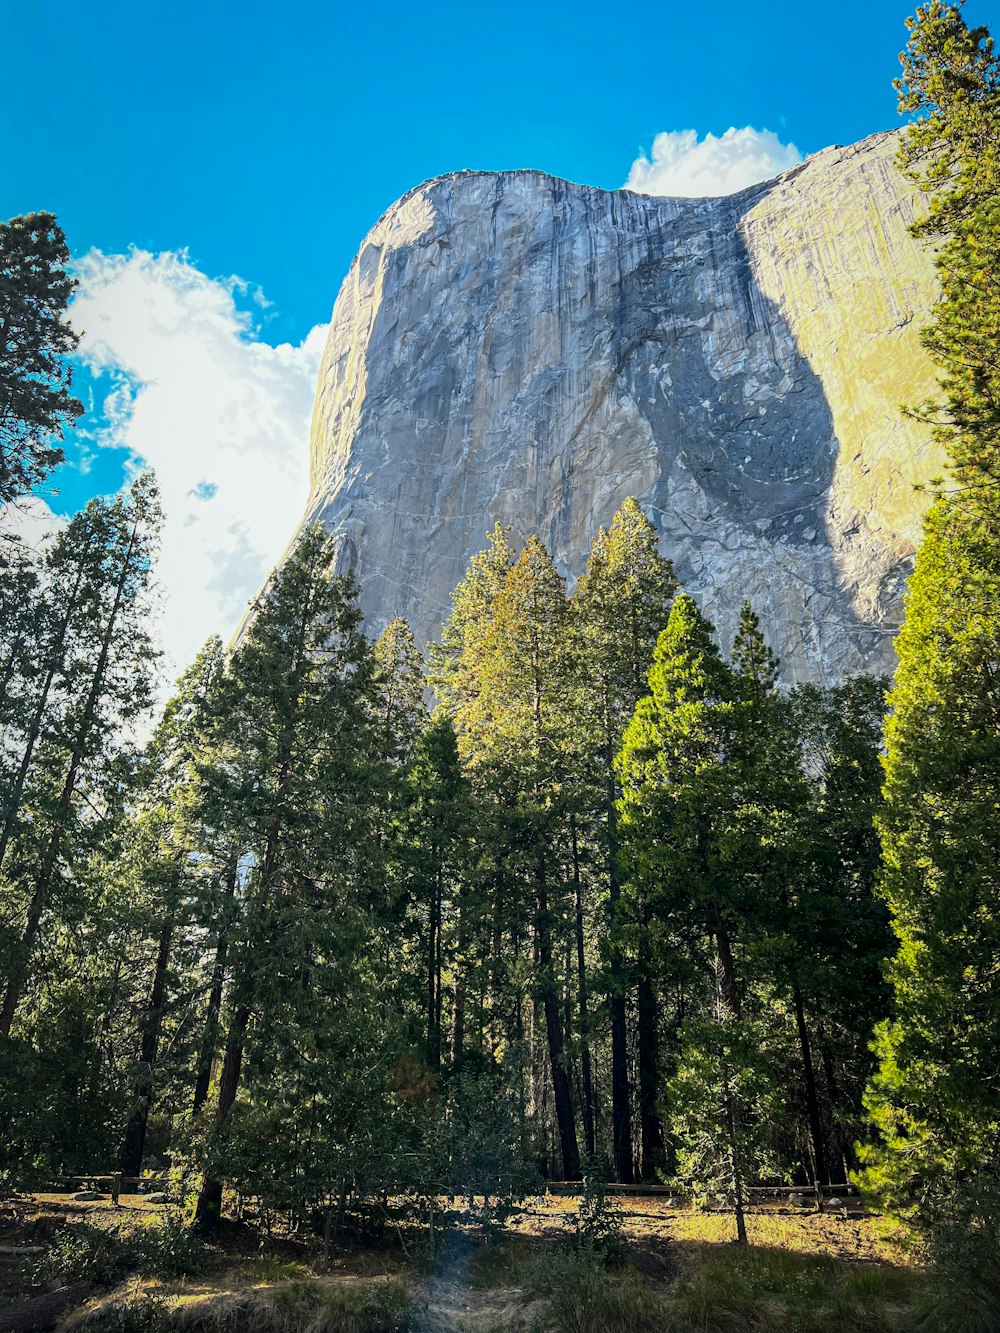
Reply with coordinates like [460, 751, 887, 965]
[637, 968, 663, 1180]
[712, 901, 741, 1020]
[192, 853, 239, 1114]
[0, 1282, 91, 1332]
[570, 815, 596, 1158]
[597, 736, 635, 1185]
[427, 856, 439, 1067]
[195, 1003, 250, 1224]
[534, 854, 580, 1181]
[723, 1072, 749, 1245]
[791, 975, 829, 1190]
[0, 880, 46, 1037]
[451, 897, 467, 1066]
[120, 913, 175, 1176]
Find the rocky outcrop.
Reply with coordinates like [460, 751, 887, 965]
[297, 130, 940, 680]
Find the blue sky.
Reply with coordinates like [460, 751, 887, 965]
[3, 0, 996, 677]
[6, 0, 980, 344]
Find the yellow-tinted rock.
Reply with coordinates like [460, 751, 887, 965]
[298, 130, 940, 679]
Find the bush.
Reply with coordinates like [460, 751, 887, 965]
[128, 1213, 206, 1279]
[914, 1220, 1000, 1332]
[568, 1166, 627, 1263]
[36, 1222, 128, 1287]
[524, 1248, 665, 1333]
[71, 1292, 170, 1332]
[268, 1277, 411, 1331]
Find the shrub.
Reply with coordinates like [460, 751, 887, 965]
[525, 1248, 665, 1333]
[568, 1165, 627, 1263]
[36, 1222, 127, 1287]
[913, 1222, 1000, 1332]
[71, 1292, 170, 1332]
[128, 1213, 207, 1279]
[268, 1277, 411, 1331]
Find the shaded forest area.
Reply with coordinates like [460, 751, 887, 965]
[0, 492, 891, 1215]
[1, 3, 999, 1330]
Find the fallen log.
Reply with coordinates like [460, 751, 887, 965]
[0, 1283, 91, 1332]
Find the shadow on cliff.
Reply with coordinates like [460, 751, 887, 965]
[584, 176, 897, 681]
[319, 167, 901, 680]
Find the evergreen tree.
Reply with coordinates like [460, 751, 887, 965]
[117, 640, 228, 1177]
[0, 212, 83, 504]
[572, 498, 676, 1181]
[0, 474, 161, 1037]
[194, 524, 384, 1223]
[861, 3, 1000, 1223]
[616, 595, 740, 1182]
[399, 716, 474, 1069]
[438, 532, 581, 1180]
[374, 616, 426, 767]
[776, 677, 891, 1185]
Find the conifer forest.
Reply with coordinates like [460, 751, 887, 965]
[1, 4, 999, 1329]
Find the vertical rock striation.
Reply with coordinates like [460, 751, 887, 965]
[297, 130, 940, 679]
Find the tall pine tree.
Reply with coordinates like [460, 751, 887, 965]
[861, 2, 1000, 1222]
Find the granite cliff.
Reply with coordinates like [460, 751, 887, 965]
[295, 130, 940, 680]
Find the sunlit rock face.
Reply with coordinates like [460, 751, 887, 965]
[298, 130, 940, 681]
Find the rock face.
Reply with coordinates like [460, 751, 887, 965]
[298, 130, 941, 681]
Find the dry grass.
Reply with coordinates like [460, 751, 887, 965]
[0, 1191, 925, 1333]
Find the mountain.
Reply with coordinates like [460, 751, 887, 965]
[294, 130, 940, 680]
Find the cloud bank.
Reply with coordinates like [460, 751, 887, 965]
[624, 127, 802, 198]
[69, 251, 327, 681]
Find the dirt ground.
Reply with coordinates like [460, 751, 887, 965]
[0, 1190, 914, 1331]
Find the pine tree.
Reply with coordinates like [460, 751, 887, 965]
[118, 640, 228, 1177]
[438, 533, 581, 1180]
[194, 524, 383, 1223]
[778, 678, 891, 1184]
[374, 617, 426, 767]
[0, 212, 83, 504]
[616, 595, 739, 1182]
[572, 498, 676, 1181]
[0, 474, 161, 1037]
[861, 3, 1000, 1222]
[399, 716, 474, 1069]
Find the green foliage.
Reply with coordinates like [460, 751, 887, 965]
[668, 1008, 787, 1216]
[525, 1248, 665, 1333]
[0, 492, 897, 1247]
[0, 475, 163, 1183]
[895, 2, 1000, 500]
[127, 1213, 207, 1279]
[568, 1161, 627, 1262]
[72, 1293, 170, 1333]
[36, 1222, 127, 1287]
[0, 211, 83, 503]
[903, 1170, 1000, 1331]
[862, 2, 1000, 1228]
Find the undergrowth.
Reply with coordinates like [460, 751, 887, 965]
[525, 1247, 666, 1333]
[66, 1277, 412, 1333]
[667, 1246, 922, 1332]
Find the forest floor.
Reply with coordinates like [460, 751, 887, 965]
[0, 1190, 925, 1332]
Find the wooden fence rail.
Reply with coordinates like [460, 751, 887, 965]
[46, 1173, 168, 1205]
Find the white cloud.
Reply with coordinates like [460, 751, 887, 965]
[624, 127, 802, 198]
[0, 494, 65, 551]
[69, 250, 327, 680]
